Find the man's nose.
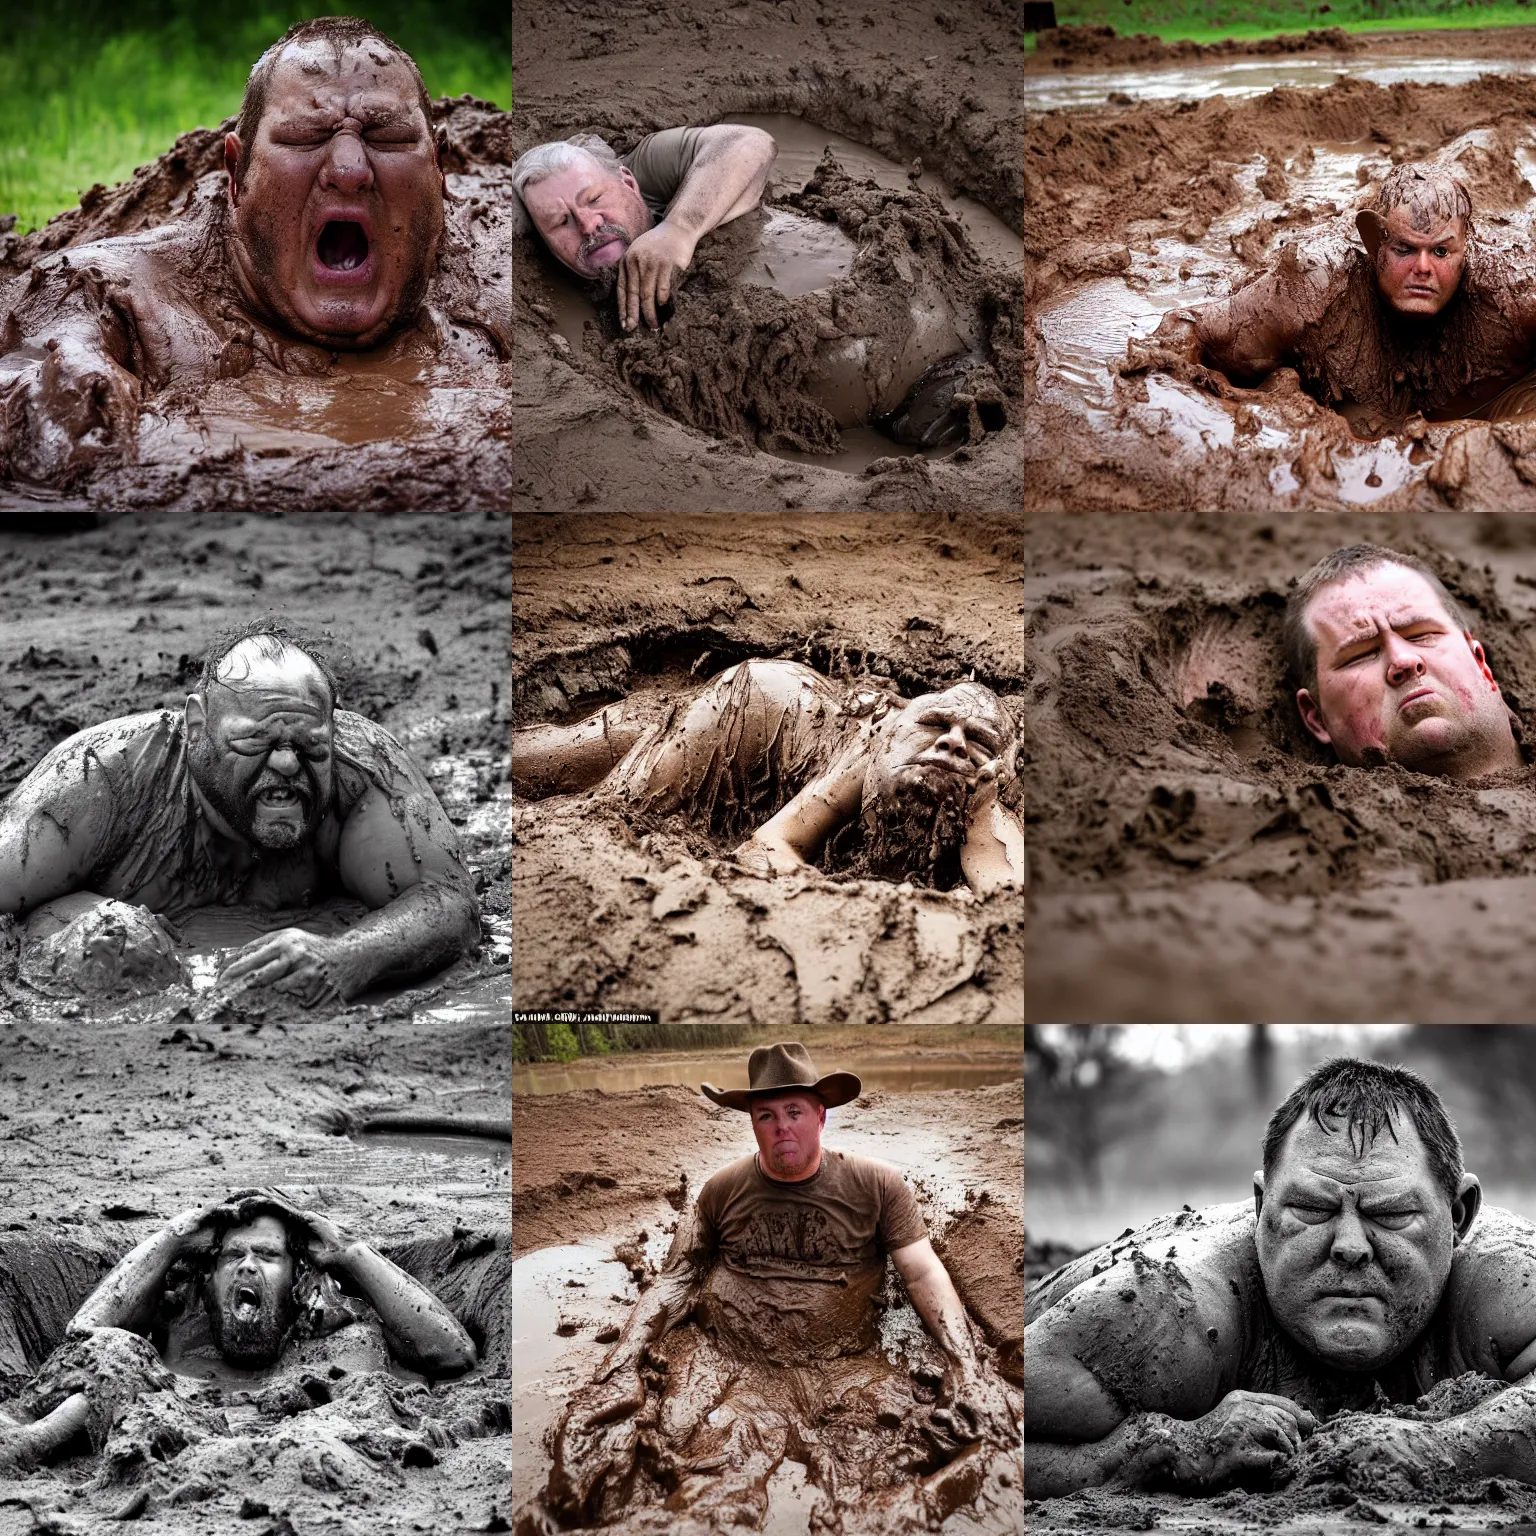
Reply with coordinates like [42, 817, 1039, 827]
[573, 203, 607, 237]
[268, 747, 300, 776]
[1330, 1207, 1372, 1268]
[318, 131, 374, 194]
[1383, 635, 1427, 685]
[932, 723, 969, 760]
[1414, 246, 1434, 273]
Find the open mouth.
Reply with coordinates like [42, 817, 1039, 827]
[255, 785, 305, 810]
[317, 220, 370, 273]
[234, 1283, 262, 1316]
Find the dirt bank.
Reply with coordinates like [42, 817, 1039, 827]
[511, 1076, 1023, 1531]
[511, 0, 1022, 513]
[1025, 510, 1536, 1021]
[0, 511, 511, 1532]
[1024, 63, 1536, 511]
[0, 98, 512, 513]
[511, 512, 1023, 1027]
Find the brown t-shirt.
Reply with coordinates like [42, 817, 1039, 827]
[689, 1149, 927, 1363]
[620, 127, 709, 221]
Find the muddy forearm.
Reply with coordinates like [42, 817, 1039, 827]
[68, 1228, 183, 1336]
[906, 1261, 984, 1373]
[665, 128, 775, 240]
[1426, 1386, 1536, 1483]
[333, 1241, 476, 1375]
[1028, 1413, 1208, 1497]
[330, 880, 479, 997]
[599, 1266, 700, 1376]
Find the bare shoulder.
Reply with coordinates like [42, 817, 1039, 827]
[332, 710, 438, 806]
[1446, 1204, 1536, 1365]
[6, 710, 175, 809]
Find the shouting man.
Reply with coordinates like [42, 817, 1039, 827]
[1131, 163, 1536, 425]
[0, 623, 480, 1006]
[512, 126, 776, 331]
[542, 1043, 1021, 1531]
[0, 16, 507, 485]
[1284, 543, 1523, 779]
[511, 658, 1023, 894]
[0, 1192, 475, 1471]
[1027, 1058, 1536, 1497]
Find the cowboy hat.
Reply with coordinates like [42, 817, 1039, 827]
[701, 1042, 862, 1113]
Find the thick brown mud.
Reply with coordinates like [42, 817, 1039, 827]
[511, 1076, 1023, 1534]
[511, 0, 1022, 513]
[510, 512, 1023, 1029]
[1024, 45, 1536, 512]
[1026, 509, 1536, 1022]
[0, 98, 512, 513]
[0, 512, 510, 1532]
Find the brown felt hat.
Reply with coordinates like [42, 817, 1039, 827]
[701, 1042, 862, 1113]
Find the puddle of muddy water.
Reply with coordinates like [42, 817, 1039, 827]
[512, 1057, 1023, 1096]
[1026, 54, 1536, 113]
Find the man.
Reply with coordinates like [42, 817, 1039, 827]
[0, 16, 507, 485]
[512, 126, 776, 332]
[0, 623, 480, 1006]
[0, 1192, 475, 1470]
[1027, 1057, 1536, 1497]
[510, 658, 1023, 894]
[1284, 544, 1523, 779]
[544, 1042, 1021, 1530]
[1129, 163, 1536, 425]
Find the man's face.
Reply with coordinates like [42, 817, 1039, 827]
[522, 159, 653, 281]
[227, 39, 445, 348]
[865, 684, 1010, 812]
[186, 651, 336, 851]
[1372, 209, 1467, 318]
[751, 1091, 825, 1179]
[1296, 564, 1514, 778]
[204, 1215, 297, 1368]
[1255, 1112, 1470, 1372]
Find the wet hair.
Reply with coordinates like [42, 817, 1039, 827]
[1371, 163, 1473, 238]
[1262, 1057, 1465, 1206]
[234, 16, 435, 188]
[510, 135, 625, 207]
[206, 1195, 302, 1256]
[197, 620, 342, 708]
[1282, 543, 1471, 695]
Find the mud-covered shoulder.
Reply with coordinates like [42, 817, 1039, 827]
[1268, 222, 1362, 327]
[331, 710, 439, 811]
[1444, 1204, 1536, 1374]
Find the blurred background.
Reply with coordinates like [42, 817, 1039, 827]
[1027, 1026, 1536, 1260]
[0, 1, 509, 234]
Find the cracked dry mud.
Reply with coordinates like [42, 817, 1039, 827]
[511, 512, 1023, 1029]
[0, 512, 512, 1533]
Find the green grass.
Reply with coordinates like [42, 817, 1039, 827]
[0, 5, 508, 234]
[1052, 0, 1536, 45]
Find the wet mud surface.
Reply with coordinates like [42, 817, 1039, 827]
[511, 1074, 1023, 1533]
[512, 0, 1022, 512]
[1024, 38, 1536, 512]
[1026, 510, 1536, 1021]
[511, 512, 1023, 1027]
[0, 98, 513, 513]
[0, 512, 510, 1532]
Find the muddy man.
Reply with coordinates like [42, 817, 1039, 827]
[540, 1043, 1022, 1532]
[1132, 163, 1536, 425]
[0, 16, 508, 486]
[0, 625, 480, 1007]
[0, 1192, 475, 1472]
[1028, 1058, 1536, 1497]
[511, 658, 1023, 895]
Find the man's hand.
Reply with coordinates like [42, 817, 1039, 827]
[292, 1208, 357, 1272]
[733, 832, 808, 878]
[1173, 1390, 1317, 1488]
[0, 337, 138, 484]
[930, 1360, 1019, 1450]
[217, 928, 345, 1007]
[618, 222, 697, 332]
[164, 1199, 244, 1259]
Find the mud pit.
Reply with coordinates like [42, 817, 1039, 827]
[510, 512, 1023, 1027]
[1024, 30, 1536, 512]
[1024, 509, 1536, 1022]
[0, 511, 512, 1533]
[512, 0, 1022, 513]
[0, 98, 513, 513]
[510, 1071, 1023, 1533]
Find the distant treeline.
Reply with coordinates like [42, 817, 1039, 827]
[1056, 0, 1536, 39]
[514, 1019, 757, 1065]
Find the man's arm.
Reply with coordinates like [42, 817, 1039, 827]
[0, 752, 114, 920]
[619, 124, 776, 331]
[67, 1205, 226, 1336]
[734, 753, 866, 876]
[1131, 271, 1308, 386]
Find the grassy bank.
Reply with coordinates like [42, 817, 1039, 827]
[1050, 0, 1536, 45]
[0, 3, 508, 234]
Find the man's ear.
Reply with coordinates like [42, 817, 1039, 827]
[224, 134, 242, 207]
[1467, 635, 1501, 693]
[1296, 687, 1333, 746]
[1451, 1174, 1482, 1244]
[1254, 1170, 1265, 1221]
[185, 693, 208, 742]
[1357, 209, 1386, 259]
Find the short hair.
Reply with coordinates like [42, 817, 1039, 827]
[1371, 163, 1473, 237]
[234, 17, 434, 187]
[1262, 1057, 1465, 1206]
[207, 1195, 301, 1257]
[1282, 544, 1471, 695]
[197, 620, 341, 707]
[510, 135, 624, 206]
